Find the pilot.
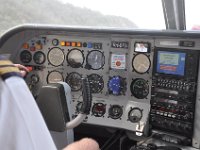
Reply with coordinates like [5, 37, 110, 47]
[0, 58, 99, 150]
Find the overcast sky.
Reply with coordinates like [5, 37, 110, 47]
[58, 0, 165, 29]
[58, 0, 200, 30]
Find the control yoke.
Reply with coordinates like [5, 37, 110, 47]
[36, 77, 92, 132]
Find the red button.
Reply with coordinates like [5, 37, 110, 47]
[26, 66, 33, 72]
[116, 61, 121, 66]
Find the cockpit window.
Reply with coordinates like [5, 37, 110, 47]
[185, 0, 200, 30]
[0, 0, 165, 35]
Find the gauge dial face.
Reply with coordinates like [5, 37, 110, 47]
[130, 78, 149, 99]
[52, 39, 59, 46]
[92, 103, 106, 117]
[65, 72, 82, 91]
[33, 51, 46, 64]
[132, 54, 150, 74]
[108, 105, 123, 119]
[48, 47, 65, 66]
[20, 50, 32, 63]
[108, 76, 126, 95]
[47, 71, 63, 83]
[128, 108, 143, 123]
[86, 50, 105, 70]
[67, 49, 84, 68]
[88, 74, 104, 93]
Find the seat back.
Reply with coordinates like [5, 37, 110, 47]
[36, 83, 70, 132]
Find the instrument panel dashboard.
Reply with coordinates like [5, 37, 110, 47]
[1, 25, 200, 149]
[16, 34, 153, 133]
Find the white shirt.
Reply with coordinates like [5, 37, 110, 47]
[0, 77, 57, 150]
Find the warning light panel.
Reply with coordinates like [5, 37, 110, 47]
[30, 46, 36, 51]
[60, 41, 66, 46]
[71, 42, 76, 47]
[77, 42, 82, 47]
[35, 44, 43, 50]
[66, 42, 71, 46]
[22, 43, 29, 49]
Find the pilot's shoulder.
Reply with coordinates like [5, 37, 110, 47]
[0, 56, 21, 80]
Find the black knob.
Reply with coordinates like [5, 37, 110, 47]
[147, 143, 157, 150]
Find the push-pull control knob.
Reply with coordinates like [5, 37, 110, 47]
[31, 74, 39, 83]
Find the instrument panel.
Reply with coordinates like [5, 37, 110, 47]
[1, 25, 200, 149]
[15, 34, 153, 134]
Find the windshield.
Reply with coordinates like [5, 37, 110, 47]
[185, 0, 200, 30]
[0, 0, 165, 35]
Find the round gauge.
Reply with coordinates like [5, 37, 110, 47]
[108, 105, 123, 119]
[132, 54, 150, 74]
[48, 47, 65, 66]
[88, 74, 104, 93]
[67, 49, 84, 68]
[130, 78, 149, 99]
[108, 76, 126, 95]
[92, 103, 106, 117]
[86, 50, 105, 70]
[20, 50, 32, 63]
[47, 71, 64, 83]
[65, 72, 82, 91]
[128, 108, 143, 123]
[76, 102, 83, 113]
[52, 39, 59, 46]
[33, 51, 46, 64]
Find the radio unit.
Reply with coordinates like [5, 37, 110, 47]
[150, 48, 199, 145]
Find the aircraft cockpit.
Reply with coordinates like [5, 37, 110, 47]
[1, 0, 200, 150]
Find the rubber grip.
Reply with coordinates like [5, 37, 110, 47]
[80, 77, 92, 114]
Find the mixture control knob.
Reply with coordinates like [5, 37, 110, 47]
[31, 74, 39, 84]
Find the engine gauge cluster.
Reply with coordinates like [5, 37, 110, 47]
[65, 72, 82, 91]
